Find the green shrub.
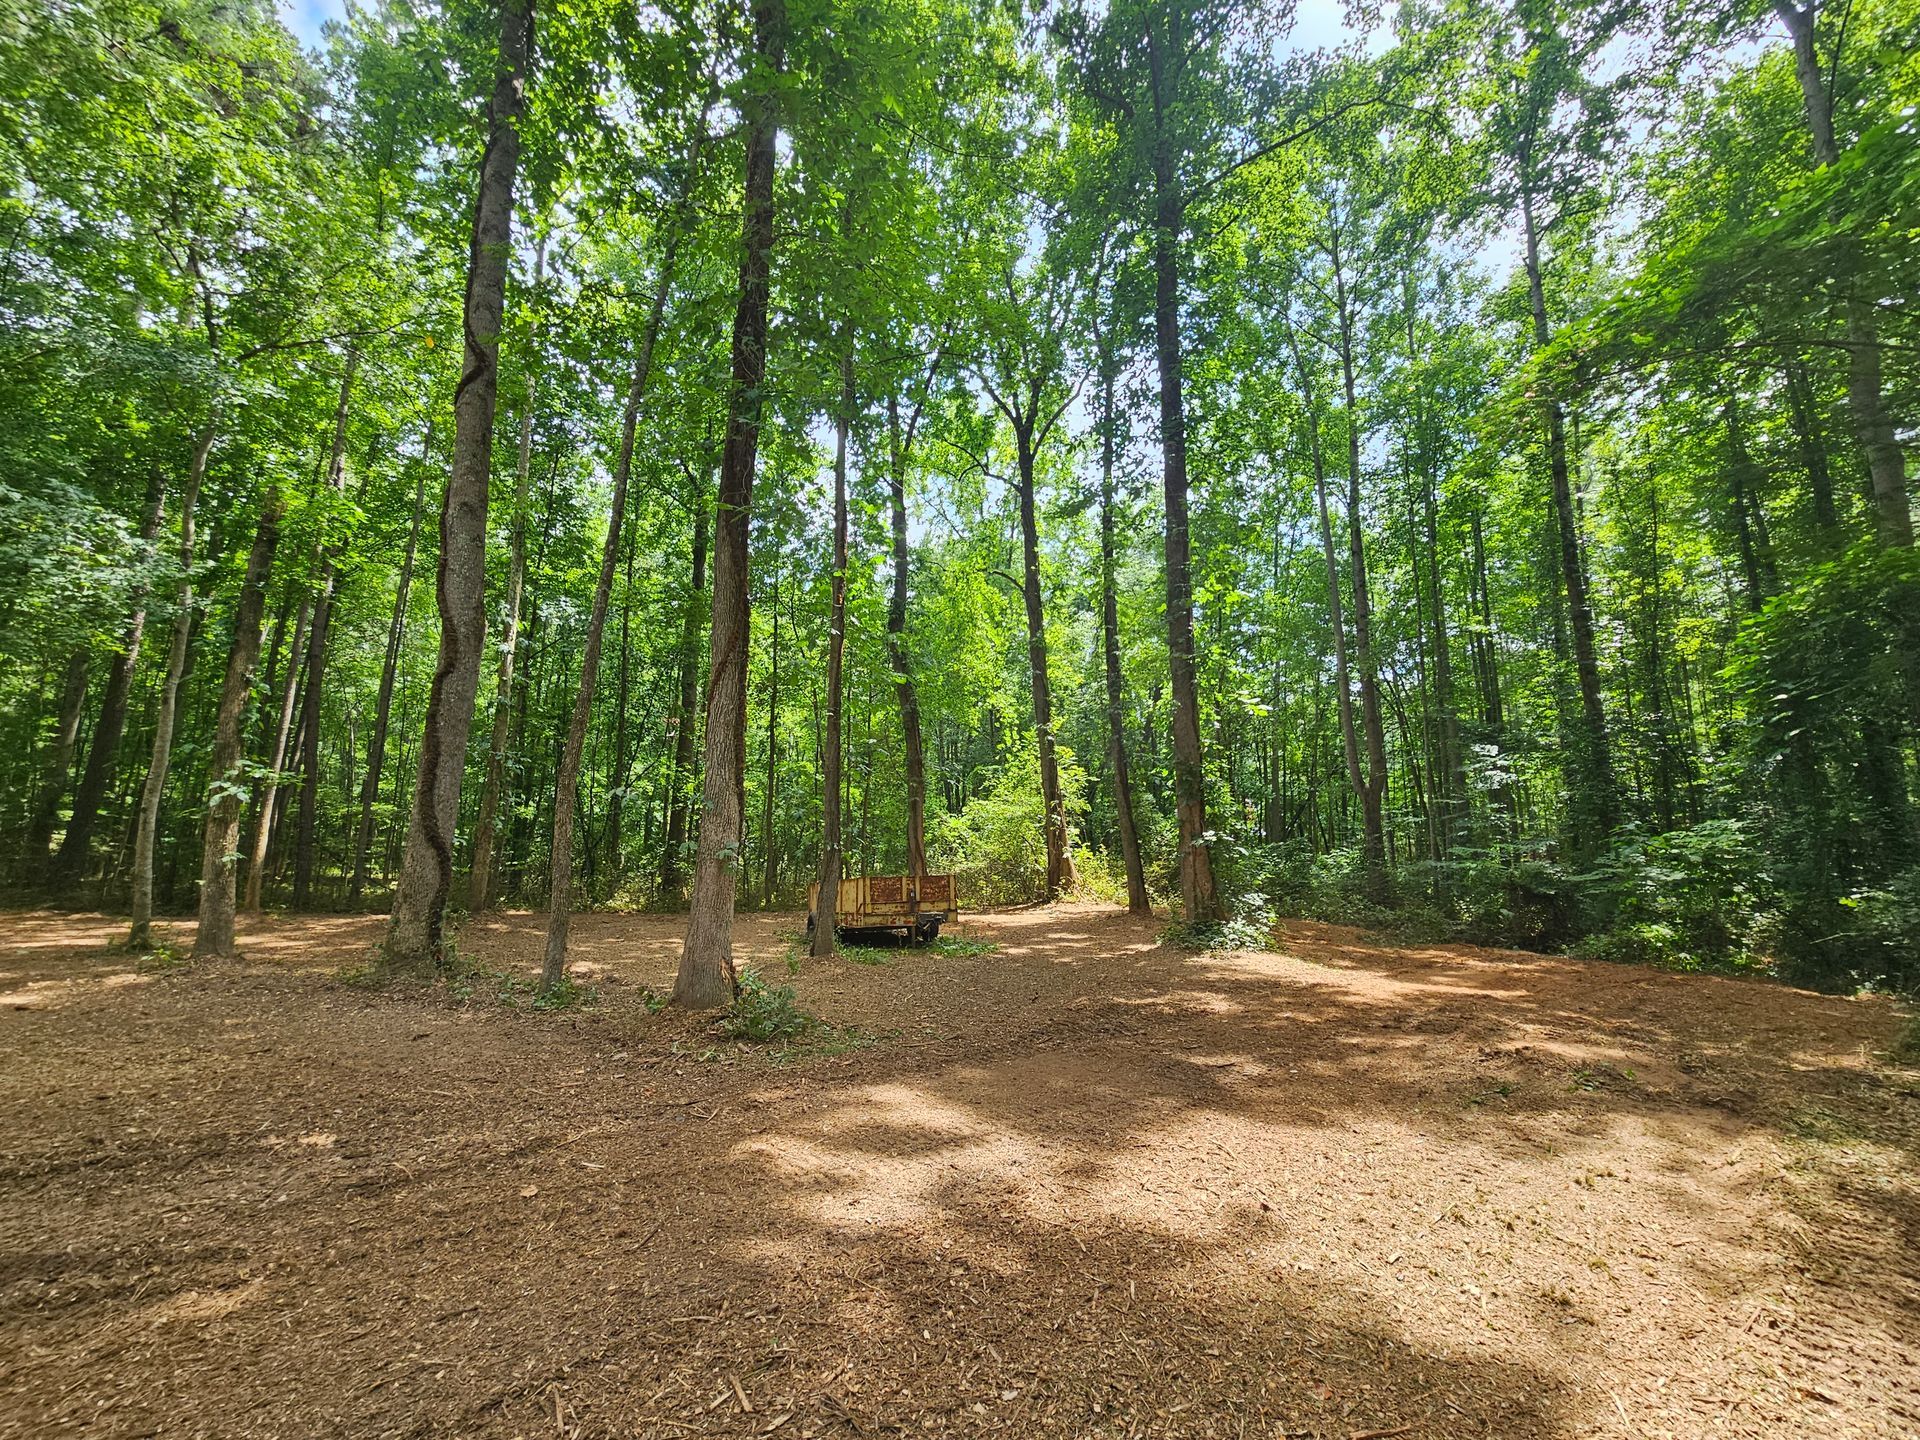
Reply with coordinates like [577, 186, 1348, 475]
[718, 971, 816, 1043]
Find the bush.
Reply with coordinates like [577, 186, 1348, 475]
[718, 971, 815, 1043]
[928, 736, 1089, 907]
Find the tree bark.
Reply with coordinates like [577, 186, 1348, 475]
[1145, 25, 1220, 923]
[244, 595, 307, 913]
[1011, 413, 1073, 900]
[1095, 342, 1149, 914]
[543, 179, 691, 992]
[294, 347, 358, 909]
[813, 345, 853, 957]
[129, 425, 211, 947]
[1771, 0, 1912, 547]
[26, 649, 89, 863]
[350, 436, 428, 901]
[194, 489, 282, 957]
[1519, 171, 1617, 843]
[675, 0, 782, 1008]
[660, 482, 709, 898]
[471, 235, 546, 910]
[385, 0, 534, 975]
[1330, 230, 1389, 895]
[761, 567, 780, 907]
[884, 396, 931, 877]
[50, 468, 165, 889]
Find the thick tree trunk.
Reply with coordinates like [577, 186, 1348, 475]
[50, 469, 165, 889]
[129, 425, 211, 947]
[244, 595, 307, 913]
[1520, 175, 1617, 844]
[1146, 32, 1219, 923]
[471, 236, 546, 910]
[294, 348, 358, 909]
[1096, 357, 1149, 915]
[385, 0, 534, 975]
[26, 650, 89, 862]
[543, 196, 687, 992]
[350, 445, 427, 901]
[660, 487, 709, 898]
[813, 347, 853, 957]
[676, 0, 782, 1008]
[194, 490, 282, 957]
[1330, 234, 1389, 895]
[884, 395, 929, 877]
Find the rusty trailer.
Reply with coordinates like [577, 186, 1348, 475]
[807, 873, 958, 946]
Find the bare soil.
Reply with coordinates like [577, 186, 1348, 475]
[0, 902, 1915, 1440]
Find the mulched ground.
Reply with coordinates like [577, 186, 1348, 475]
[0, 902, 1914, 1440]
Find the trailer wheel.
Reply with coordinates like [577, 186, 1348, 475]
[916, 919, 941, 946]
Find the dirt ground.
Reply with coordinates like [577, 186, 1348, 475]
[0, 903, 1915, 1440]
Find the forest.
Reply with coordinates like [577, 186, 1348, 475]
[1, 0, 1916, 1006]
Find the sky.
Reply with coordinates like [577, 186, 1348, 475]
[279, 0, 1385, 56]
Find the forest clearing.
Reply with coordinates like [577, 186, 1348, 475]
[1, 902, 1915, 1439]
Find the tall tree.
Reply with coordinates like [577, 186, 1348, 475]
[384, 0, 535, 975]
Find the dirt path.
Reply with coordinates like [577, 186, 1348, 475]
[0, 903, 1914, 1439]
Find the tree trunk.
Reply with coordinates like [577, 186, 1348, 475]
[195, 489, 282, 957]
[660, 483, 709, 898]
[350, 438, 428, 901]
[761, 568, 780, 908]
[1519, 173, 1617, 844]
[385, 0, 534, 975]
[607, 518, 636, 881]
[1013, 417, 1072, 900]
[129, 425, 211, 947]
[1783, 359, 1840, 532]
[1771, 0, 1911, 547]
[1096, 352, 1149, 915]
[244, 595, 307, 913]
[884, 394, 929, 876]
[675, 0, 782, 1008]
[471, 235, 546, 910]
[1146, 29, 1220, 923]
[26, 649, 89, 863]
[543, 182, 691, 992]
[1330, 231, 1389, 896]
[50, 468, 165, 889]
[813, 345, 852, 957]
[294, 348, 358, 909]
[1290, 322, 1367, 835]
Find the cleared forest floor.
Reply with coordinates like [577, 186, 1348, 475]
[0, 902, 1915, 1440]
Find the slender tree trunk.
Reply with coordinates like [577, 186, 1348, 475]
[1783, 359, 1839, 532]
[675, 0, 782, 1008]
[26, 650, 89, 862]
[543, 184, 691, 991]
[1519, 173, 1617, 844]
[129, 425, 211, 947]
[245, 596, 308, 913]
[661, 485, 709, 897]
[1771, 0, 1911, 547]
[607, 519, 636, 880]
[1096, 350, 1149, 914]
[1331, 232, 1389, 896]
[884, 395, 929, 876]
[294, 348, 357, 909]
[813, 346, 852, 958]
[195, 490, 282, 957]
[50, 469, 165, 889]
[761, 568, 780, 908]
[385, 0, 534, 975]
[1146, 29, 1219, 923]
[471, 236, 546, 909]
[1292, 325, 1367, 825]
[1012, 418, 1073, 900]
[350, 440, 428, 901]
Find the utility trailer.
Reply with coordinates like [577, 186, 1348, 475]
[807, 873, 958, 946]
